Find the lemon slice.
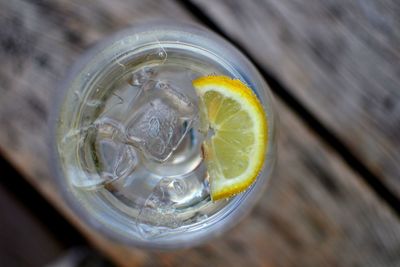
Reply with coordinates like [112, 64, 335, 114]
[193, 75, 268, 200]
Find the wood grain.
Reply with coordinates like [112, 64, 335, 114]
[0, 184, 64, 267]
[190, 0, 400, 196]
[1, 0, 400, 266]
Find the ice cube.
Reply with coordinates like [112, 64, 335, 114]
[125, 80, 197, 162]
[136, 178, 183, 238]
[74, 118, 138, 189]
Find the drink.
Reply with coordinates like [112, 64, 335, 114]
[52, 23, 276, 249]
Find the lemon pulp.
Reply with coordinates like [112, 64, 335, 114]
[193, 76, 268, 200]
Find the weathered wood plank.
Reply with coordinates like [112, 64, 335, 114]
[0, 184, 64, 267]
[1, 0, 400, 267]
[191, 0, 400, 196]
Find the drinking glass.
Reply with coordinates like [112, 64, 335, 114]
[51, 22, 276, 249]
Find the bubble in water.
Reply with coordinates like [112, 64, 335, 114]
[125, 80, 197, 162]
[158, 50, 167, 62]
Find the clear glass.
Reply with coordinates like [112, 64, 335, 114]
[50, 22, 276, 249]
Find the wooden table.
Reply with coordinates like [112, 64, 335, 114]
[1, 1, 400, 266]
